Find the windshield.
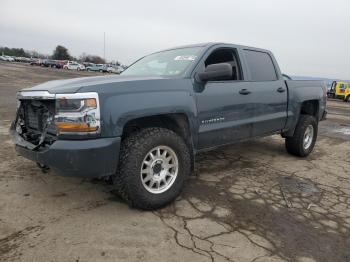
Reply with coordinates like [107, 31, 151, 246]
[122, 47, 203, 76]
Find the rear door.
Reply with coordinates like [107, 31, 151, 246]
[242, 49, 288, 136]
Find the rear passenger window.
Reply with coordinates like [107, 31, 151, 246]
[244, 50, 277, 81]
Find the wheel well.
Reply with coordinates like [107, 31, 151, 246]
[281, 100, 319, 138]
[122, 114, 191, 142]
[122, 114, 195, 171]
[300, 100, 319, 117]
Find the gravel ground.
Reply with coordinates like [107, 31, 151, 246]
[0, 62, 349, 262]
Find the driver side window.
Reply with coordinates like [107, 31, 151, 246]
[205, 48, 242, 81]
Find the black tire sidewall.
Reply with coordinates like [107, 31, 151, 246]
[120, 128, 190, 208]
[295, 115, 318, 156]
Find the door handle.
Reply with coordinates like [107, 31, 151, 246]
[277, 87, 286, 93]
[239, 89, 251, 95]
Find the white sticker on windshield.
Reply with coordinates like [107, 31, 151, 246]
[174, 55, 197, 61]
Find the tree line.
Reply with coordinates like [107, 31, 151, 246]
[0, 45, 121, 65]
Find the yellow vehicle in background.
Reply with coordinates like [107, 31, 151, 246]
[328, 81, 350, 102]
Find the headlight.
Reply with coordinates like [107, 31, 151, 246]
[55, 92, 100, 134]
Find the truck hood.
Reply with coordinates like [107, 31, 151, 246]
[21, 75, 172, 94]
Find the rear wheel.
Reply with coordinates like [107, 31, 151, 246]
[285, 115, 318, 157]
[113, 127, 190, 210]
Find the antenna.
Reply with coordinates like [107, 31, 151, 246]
[103, 32, 106, 62]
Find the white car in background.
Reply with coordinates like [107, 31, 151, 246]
[107, 65, 124, 74]
[63, 61, 85, 71]
[0, 55, 15, 62]
[106, 65, 118, 74]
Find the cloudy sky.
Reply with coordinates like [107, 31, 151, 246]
[1, 0, 349, 79]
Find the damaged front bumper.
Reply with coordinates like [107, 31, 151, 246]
[11, 124, 121, 178]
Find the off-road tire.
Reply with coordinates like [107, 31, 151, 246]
[285, 115, 318, 157]
[113, 127, 191, 210]
[345, 95, 350, 102]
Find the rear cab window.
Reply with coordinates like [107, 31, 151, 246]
[243, 50, 277, 81]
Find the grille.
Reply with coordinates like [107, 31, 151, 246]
[21, 100, 56, 134]
[25, 103, 43, 130]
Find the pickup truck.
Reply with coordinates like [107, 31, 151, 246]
[11, 43, 327, 209]
[86, 63, 108, 73]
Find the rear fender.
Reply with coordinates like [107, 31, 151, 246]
[282, 81, 326, 137]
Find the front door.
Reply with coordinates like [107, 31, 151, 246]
[196, 81, 253, 149]
[194, 47, 254, 150]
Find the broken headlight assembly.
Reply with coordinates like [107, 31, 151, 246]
[55, 92, 101, 135]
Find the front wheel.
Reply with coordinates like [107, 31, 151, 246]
[285, 115, 318, 157]
[344, 95, 349, 102]
[113, 127, 191, 210]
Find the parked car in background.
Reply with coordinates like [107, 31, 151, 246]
[86, 63, 107, 72]
[106, 65, 119, 74]
[42, 60, 66, 69]
[107, 65, 117, 73]
[63, 61, 85, 71]
[14, 57, 32, 63]
[0, 55, 15, 62]
[83, 62, 94, 68]
[6, 56, 15, 62]
[56, 60, 66, 69]
[42, 59, 58, 68]
[30, 59, 43, 66]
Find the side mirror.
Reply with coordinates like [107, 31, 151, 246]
[197, 63, 232, 82]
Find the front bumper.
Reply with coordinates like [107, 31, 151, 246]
[15, 137, 121, 178]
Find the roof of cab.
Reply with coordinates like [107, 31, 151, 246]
[161, 42, 271, 53]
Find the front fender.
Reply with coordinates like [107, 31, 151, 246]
[100, 90, 198, 138]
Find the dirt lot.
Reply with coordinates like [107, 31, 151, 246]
[0, 62, 349, 262]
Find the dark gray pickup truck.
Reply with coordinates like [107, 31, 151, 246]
[11, 43, 327, 209]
